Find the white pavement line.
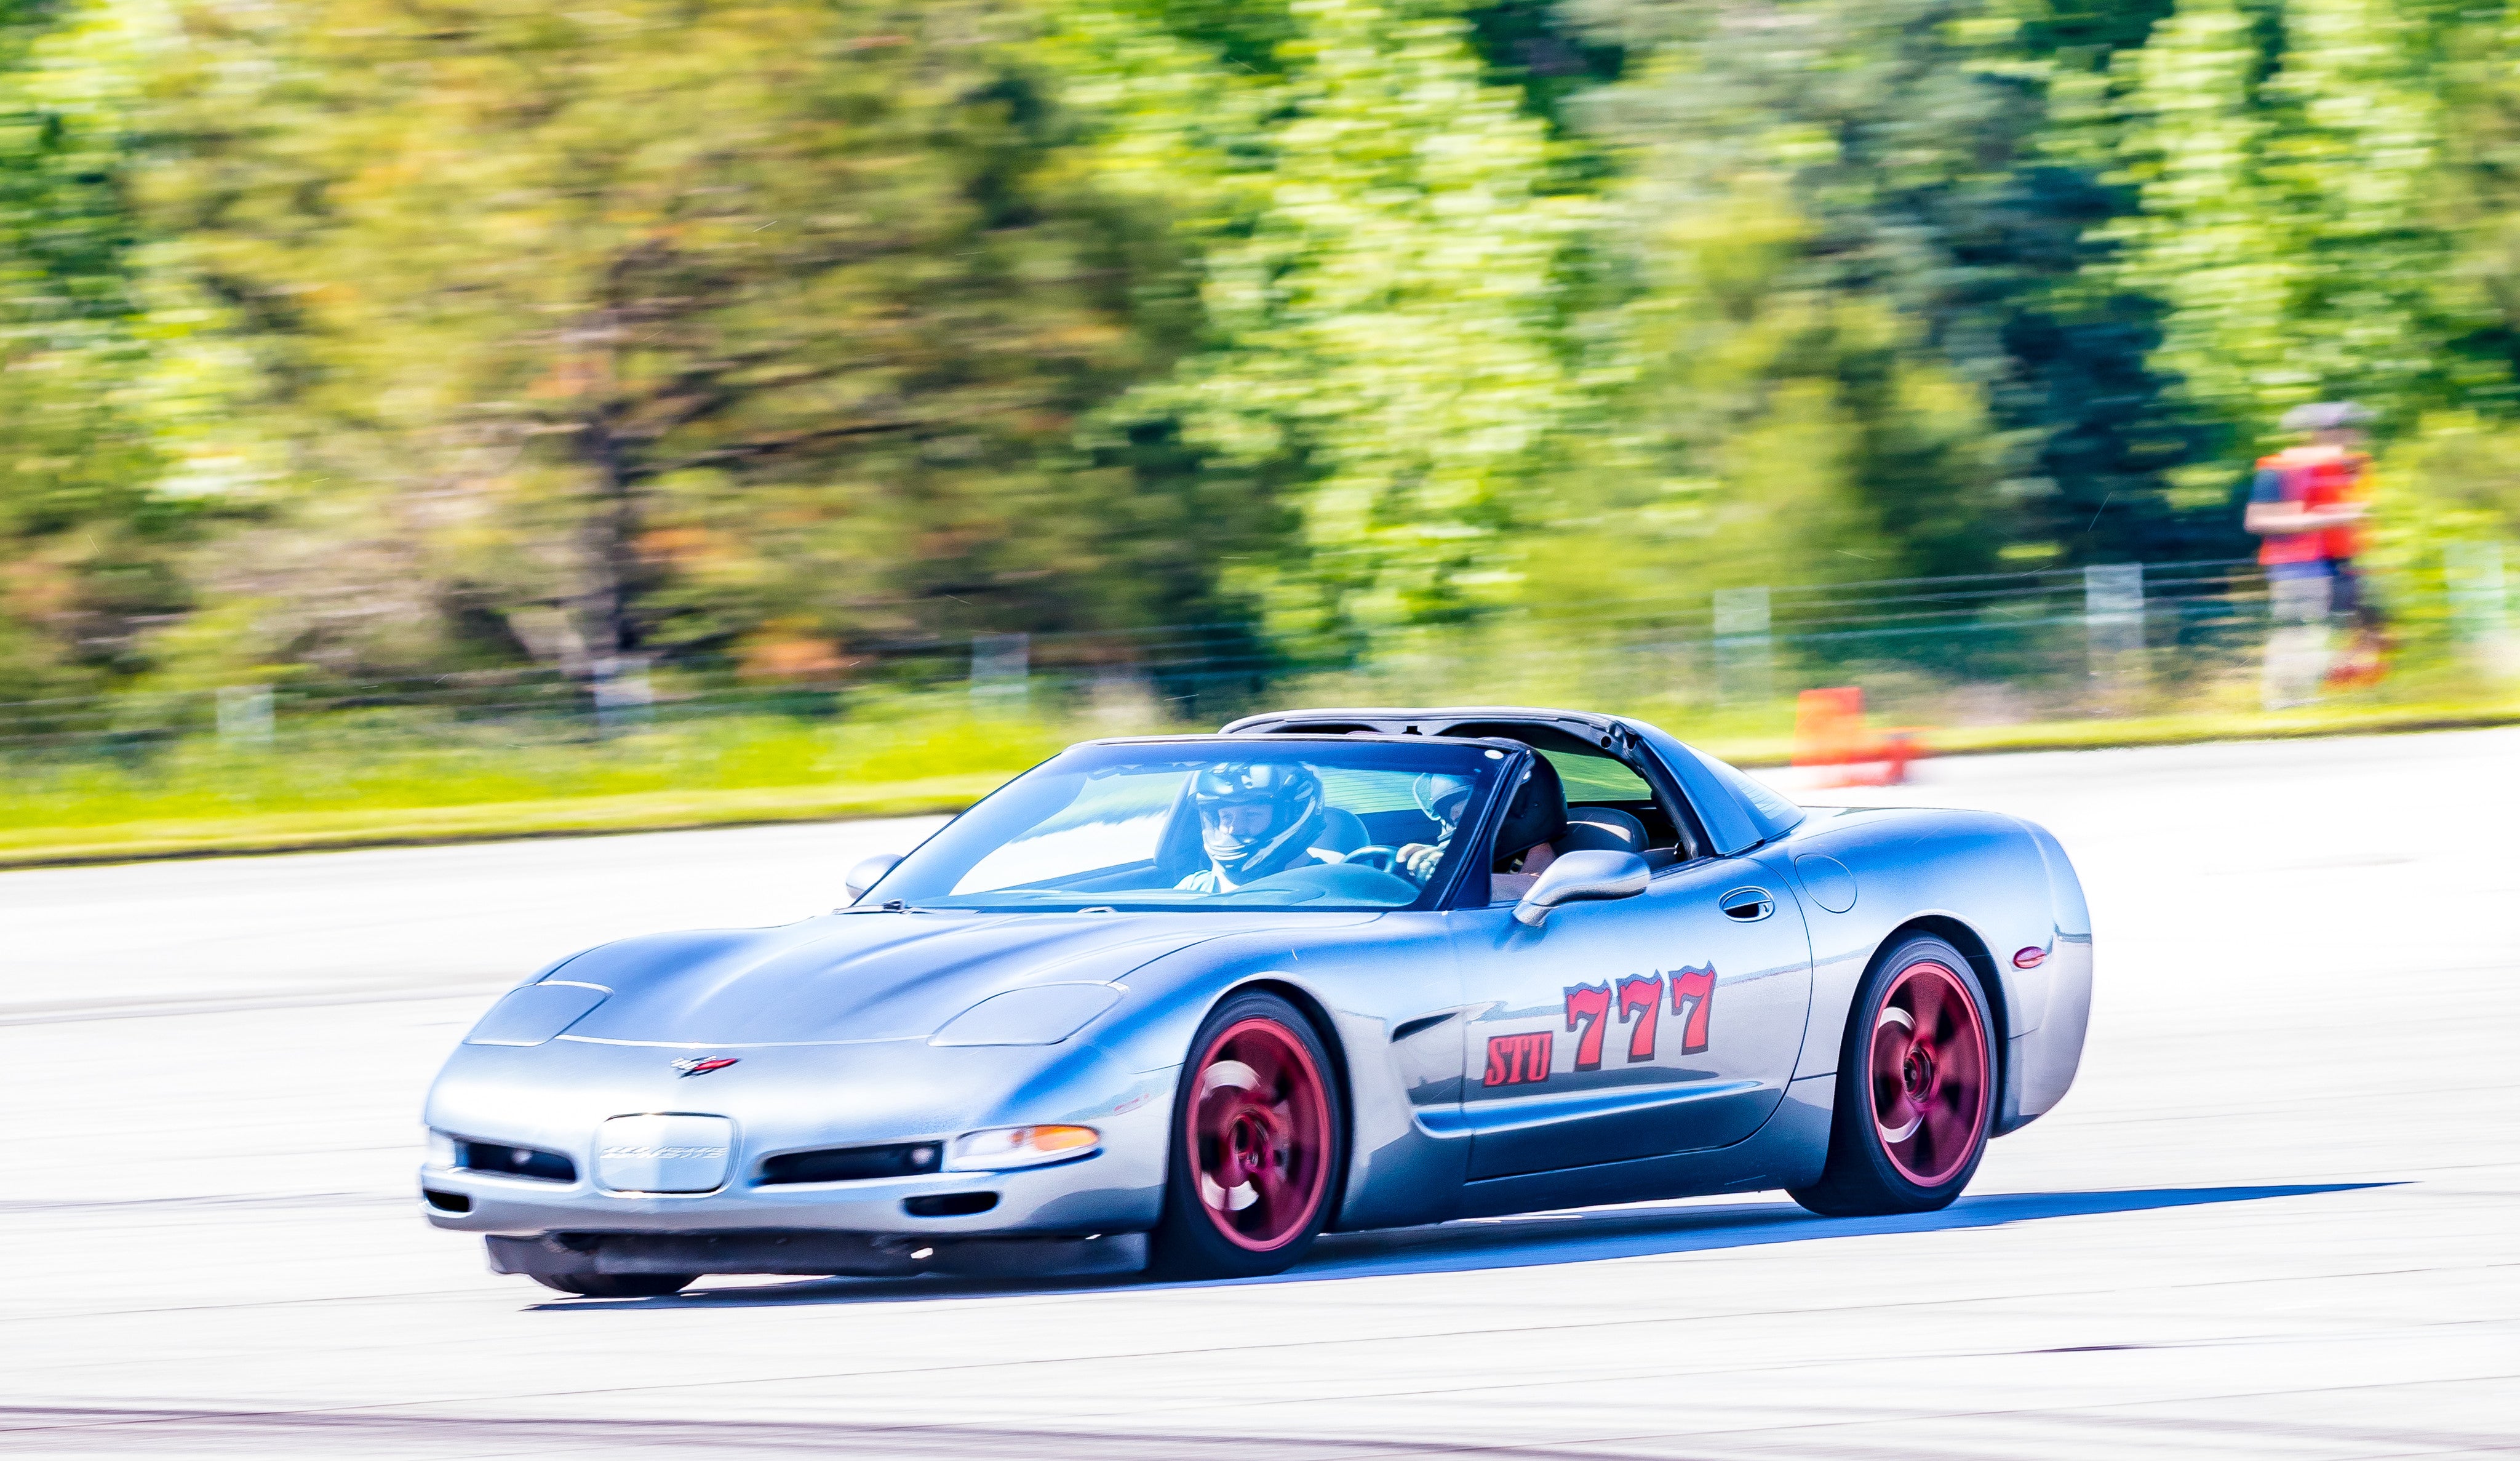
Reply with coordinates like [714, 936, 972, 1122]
[0, 984, 506, 1026]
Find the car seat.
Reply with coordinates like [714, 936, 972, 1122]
[1491, 753, 1569, 870]
[1312, 805, 1370, 854]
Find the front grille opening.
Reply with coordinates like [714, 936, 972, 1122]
[422, 1188, 472, 1213]
[759, 1142, 942, 1185]
[457, 1141, 577, 1183]
[904, 1191, 999, 1218]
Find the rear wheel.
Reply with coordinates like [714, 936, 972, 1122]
[1791, 935, 1994, 1217]
[1148, 992, 1344, 1279]
[530, 1273, 695, 1298]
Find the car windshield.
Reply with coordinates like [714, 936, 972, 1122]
[869, 739, 1510, 912]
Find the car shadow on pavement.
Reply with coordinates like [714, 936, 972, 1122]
[1280, 1183, 2386, 1283]
[532, 1183, 2384, 1311]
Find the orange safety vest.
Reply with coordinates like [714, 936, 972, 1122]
[2254, 447, 2369, 566]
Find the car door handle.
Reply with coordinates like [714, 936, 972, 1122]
[1720, 887, 1775, 922]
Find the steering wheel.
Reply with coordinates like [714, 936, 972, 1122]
[1339, 845, 1402, 871]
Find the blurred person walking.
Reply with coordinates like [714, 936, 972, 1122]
[2246, 402, 2380, 708]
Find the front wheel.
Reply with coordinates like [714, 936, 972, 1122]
[530, 1272, 695, 1298]
[1790, 935, 1995, 1217]
[1147, 992, 1345, 1279]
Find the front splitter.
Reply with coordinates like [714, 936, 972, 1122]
[485, 1228, 1148, 1281]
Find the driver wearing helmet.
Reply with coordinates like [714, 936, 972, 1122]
[1177, 761, 1334, 892]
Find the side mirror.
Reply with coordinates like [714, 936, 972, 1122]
[844, 852, 903, 904]
[1513, 849, 1650, 927]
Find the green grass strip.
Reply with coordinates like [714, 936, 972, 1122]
[4, 696, 2514, 870]
[0, 774, 1005, 868]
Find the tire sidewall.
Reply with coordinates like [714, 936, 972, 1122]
[1149, 991, 1346, 1279]
[1833, 935, 1996, 1211]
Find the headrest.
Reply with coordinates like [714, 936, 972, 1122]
[1493, 752, 1568, 865]
[1312, 805, 1370, 853]
[1558, 806, 1648, 854]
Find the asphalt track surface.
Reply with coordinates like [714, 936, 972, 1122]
[4, 729, 2516, 1459]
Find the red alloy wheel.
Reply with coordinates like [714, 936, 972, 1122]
[1185, 1017, 1331, 1252]
[1868, 959, 1990, 1187]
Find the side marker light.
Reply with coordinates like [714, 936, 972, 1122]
[2012, 946, 2047, 969]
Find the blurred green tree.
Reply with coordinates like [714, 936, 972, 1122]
[129, 0, 1238, 681]
[2108, 0, 2506, 455]
[0, 0, 193, 699]
[1054, 0, 1595, 654]
[10, 0, 2520, 721]
[1567, 0, 2241, 576]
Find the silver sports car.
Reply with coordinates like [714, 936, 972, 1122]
[421, 706, 2092, 1294]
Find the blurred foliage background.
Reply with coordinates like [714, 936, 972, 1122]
[5, 0, 2520, 845]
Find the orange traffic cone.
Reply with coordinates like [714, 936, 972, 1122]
[1792, 687, 1922, 787]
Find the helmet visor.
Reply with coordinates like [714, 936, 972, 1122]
[1190, 761, 1322, 876]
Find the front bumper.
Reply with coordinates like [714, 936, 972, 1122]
[420, 1036, 1175, 1252]
[419, 1139, 1163, 1239]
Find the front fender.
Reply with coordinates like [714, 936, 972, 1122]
[1086, 912, 1470, 1231]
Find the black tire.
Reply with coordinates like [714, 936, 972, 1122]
[530, 1272, 696, 1298]
[1790, 935, 1996, 1218]
[1147, 992, 1347, 1280]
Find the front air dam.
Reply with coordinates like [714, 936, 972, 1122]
[485, 1228, 1147, 1281]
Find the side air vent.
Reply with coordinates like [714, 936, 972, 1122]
[758, 1142, 943, 1185]
[422, 1189, 472, 1213]
[458, 1141, 577, 1183]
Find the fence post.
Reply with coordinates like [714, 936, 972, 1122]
[1712, 586, 1773, 706]
[591, 655, 655, 737]
[971, 633, 1031, 715]
[2083, 563, 2145, 700]
[1085, 668, 1161, 730]
[2444, 542, 2512, 674]
[215, 684, 274, 746]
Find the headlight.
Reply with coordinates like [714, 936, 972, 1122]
[426, 1130, 458, 1169]
[944, 1125, 1100, 1171]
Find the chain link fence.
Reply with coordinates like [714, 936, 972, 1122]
[3, 548, 2511, 758]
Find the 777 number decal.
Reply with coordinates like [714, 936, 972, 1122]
[1483, 964, 1717, 1086]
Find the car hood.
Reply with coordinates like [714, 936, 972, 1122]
[543, 909, 1376, 1047]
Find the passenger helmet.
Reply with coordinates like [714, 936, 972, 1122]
[1413, 772, 1475, 836]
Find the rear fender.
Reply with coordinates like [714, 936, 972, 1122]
[1780, 807, 2079, 1135]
